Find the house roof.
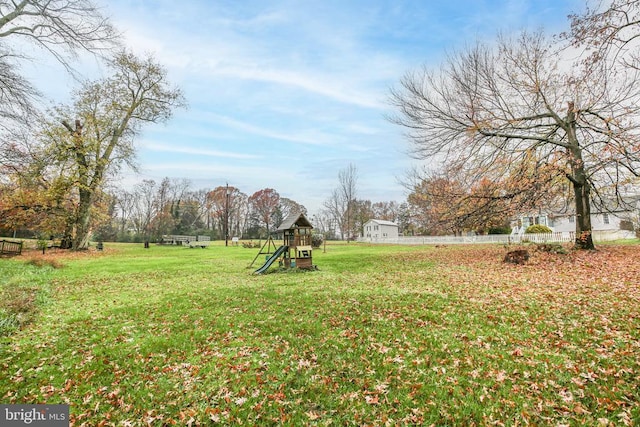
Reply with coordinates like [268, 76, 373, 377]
[276, 212, 313, 231]
[367, 219, 399, 227]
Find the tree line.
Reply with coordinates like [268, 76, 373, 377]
[94, 180, 306, 242]
[90, 174, 412, 243]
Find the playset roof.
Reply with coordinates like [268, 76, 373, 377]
[276, 212, 313, 231]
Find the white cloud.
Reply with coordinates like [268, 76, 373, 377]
[141, 142, 261, 159]
[210, 65, 384, 109]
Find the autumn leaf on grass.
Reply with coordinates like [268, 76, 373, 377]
[365, 395, 380, 405]
[306, 411, 321, 420]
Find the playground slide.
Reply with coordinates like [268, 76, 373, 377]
[254, 245, 288, 274]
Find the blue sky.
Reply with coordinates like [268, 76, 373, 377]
[28, 0, 584, 214]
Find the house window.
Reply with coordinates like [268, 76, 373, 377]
[374, 225, 379, 231]
[603, 213, 610, 224]
[569, 215, 575, 223]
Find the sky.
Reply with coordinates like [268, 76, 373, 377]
[25, 0, 585, 214]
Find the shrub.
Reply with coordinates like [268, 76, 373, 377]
[242, 241, 261, 249]
[36, 238, 48, 251]
[525, 224, 552, 234]
[488, 226, 512, 235]
[311, 234, 324, 248]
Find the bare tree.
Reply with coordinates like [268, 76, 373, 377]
[113, 188, 135, 236]
[128, 178, 191, 239]
[130, 180, 159, 237]
[0, 49, 38, 128]
[231, 191, 249, 239]
[390, 31, 640, 249]
[323, 164, 359, 240]
[340, 163, 358, 240]
[0, 0, 119, 124]
[190, 188, 210, 230]
[279, 197, 307, 219]
[372, 201, 401, 222]
[311, 211, 336, 239]
[323, 188, 345, 240]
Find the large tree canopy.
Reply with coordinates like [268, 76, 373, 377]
[14, 51, 187, 249]
[67, 51, 185, 249]
[391, 30, 640, 249]
[248, 188, 280, 236]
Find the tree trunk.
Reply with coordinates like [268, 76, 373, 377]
[573, 179, 595, 250]
[73, 188, 93, 250]
[566, 103, 595, 250]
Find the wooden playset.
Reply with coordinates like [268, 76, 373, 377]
[252, 212, 315, 274]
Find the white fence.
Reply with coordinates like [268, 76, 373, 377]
[358, 230, 636, 245]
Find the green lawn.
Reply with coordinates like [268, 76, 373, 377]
[1, 242, 638, 426]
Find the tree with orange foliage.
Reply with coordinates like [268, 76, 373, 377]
[207, 185, 245, 240]
[248, 188, 281, 236]
[0, 131, 75, 238]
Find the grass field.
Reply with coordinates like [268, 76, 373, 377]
[1, 241, 639, 426]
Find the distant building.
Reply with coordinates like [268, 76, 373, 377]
[362, 219, 399, 240]
[511, 196, 639, 235]
[510, 213, 551, 235]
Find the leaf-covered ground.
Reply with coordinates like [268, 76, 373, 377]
[0, 242, 638, 426]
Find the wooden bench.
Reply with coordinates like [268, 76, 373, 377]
[0, 239, 22, 256]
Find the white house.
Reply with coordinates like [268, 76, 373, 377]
[362, 219, 399, 240]
[510, 213, 551, 234]
[511, 196, 639, 236]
